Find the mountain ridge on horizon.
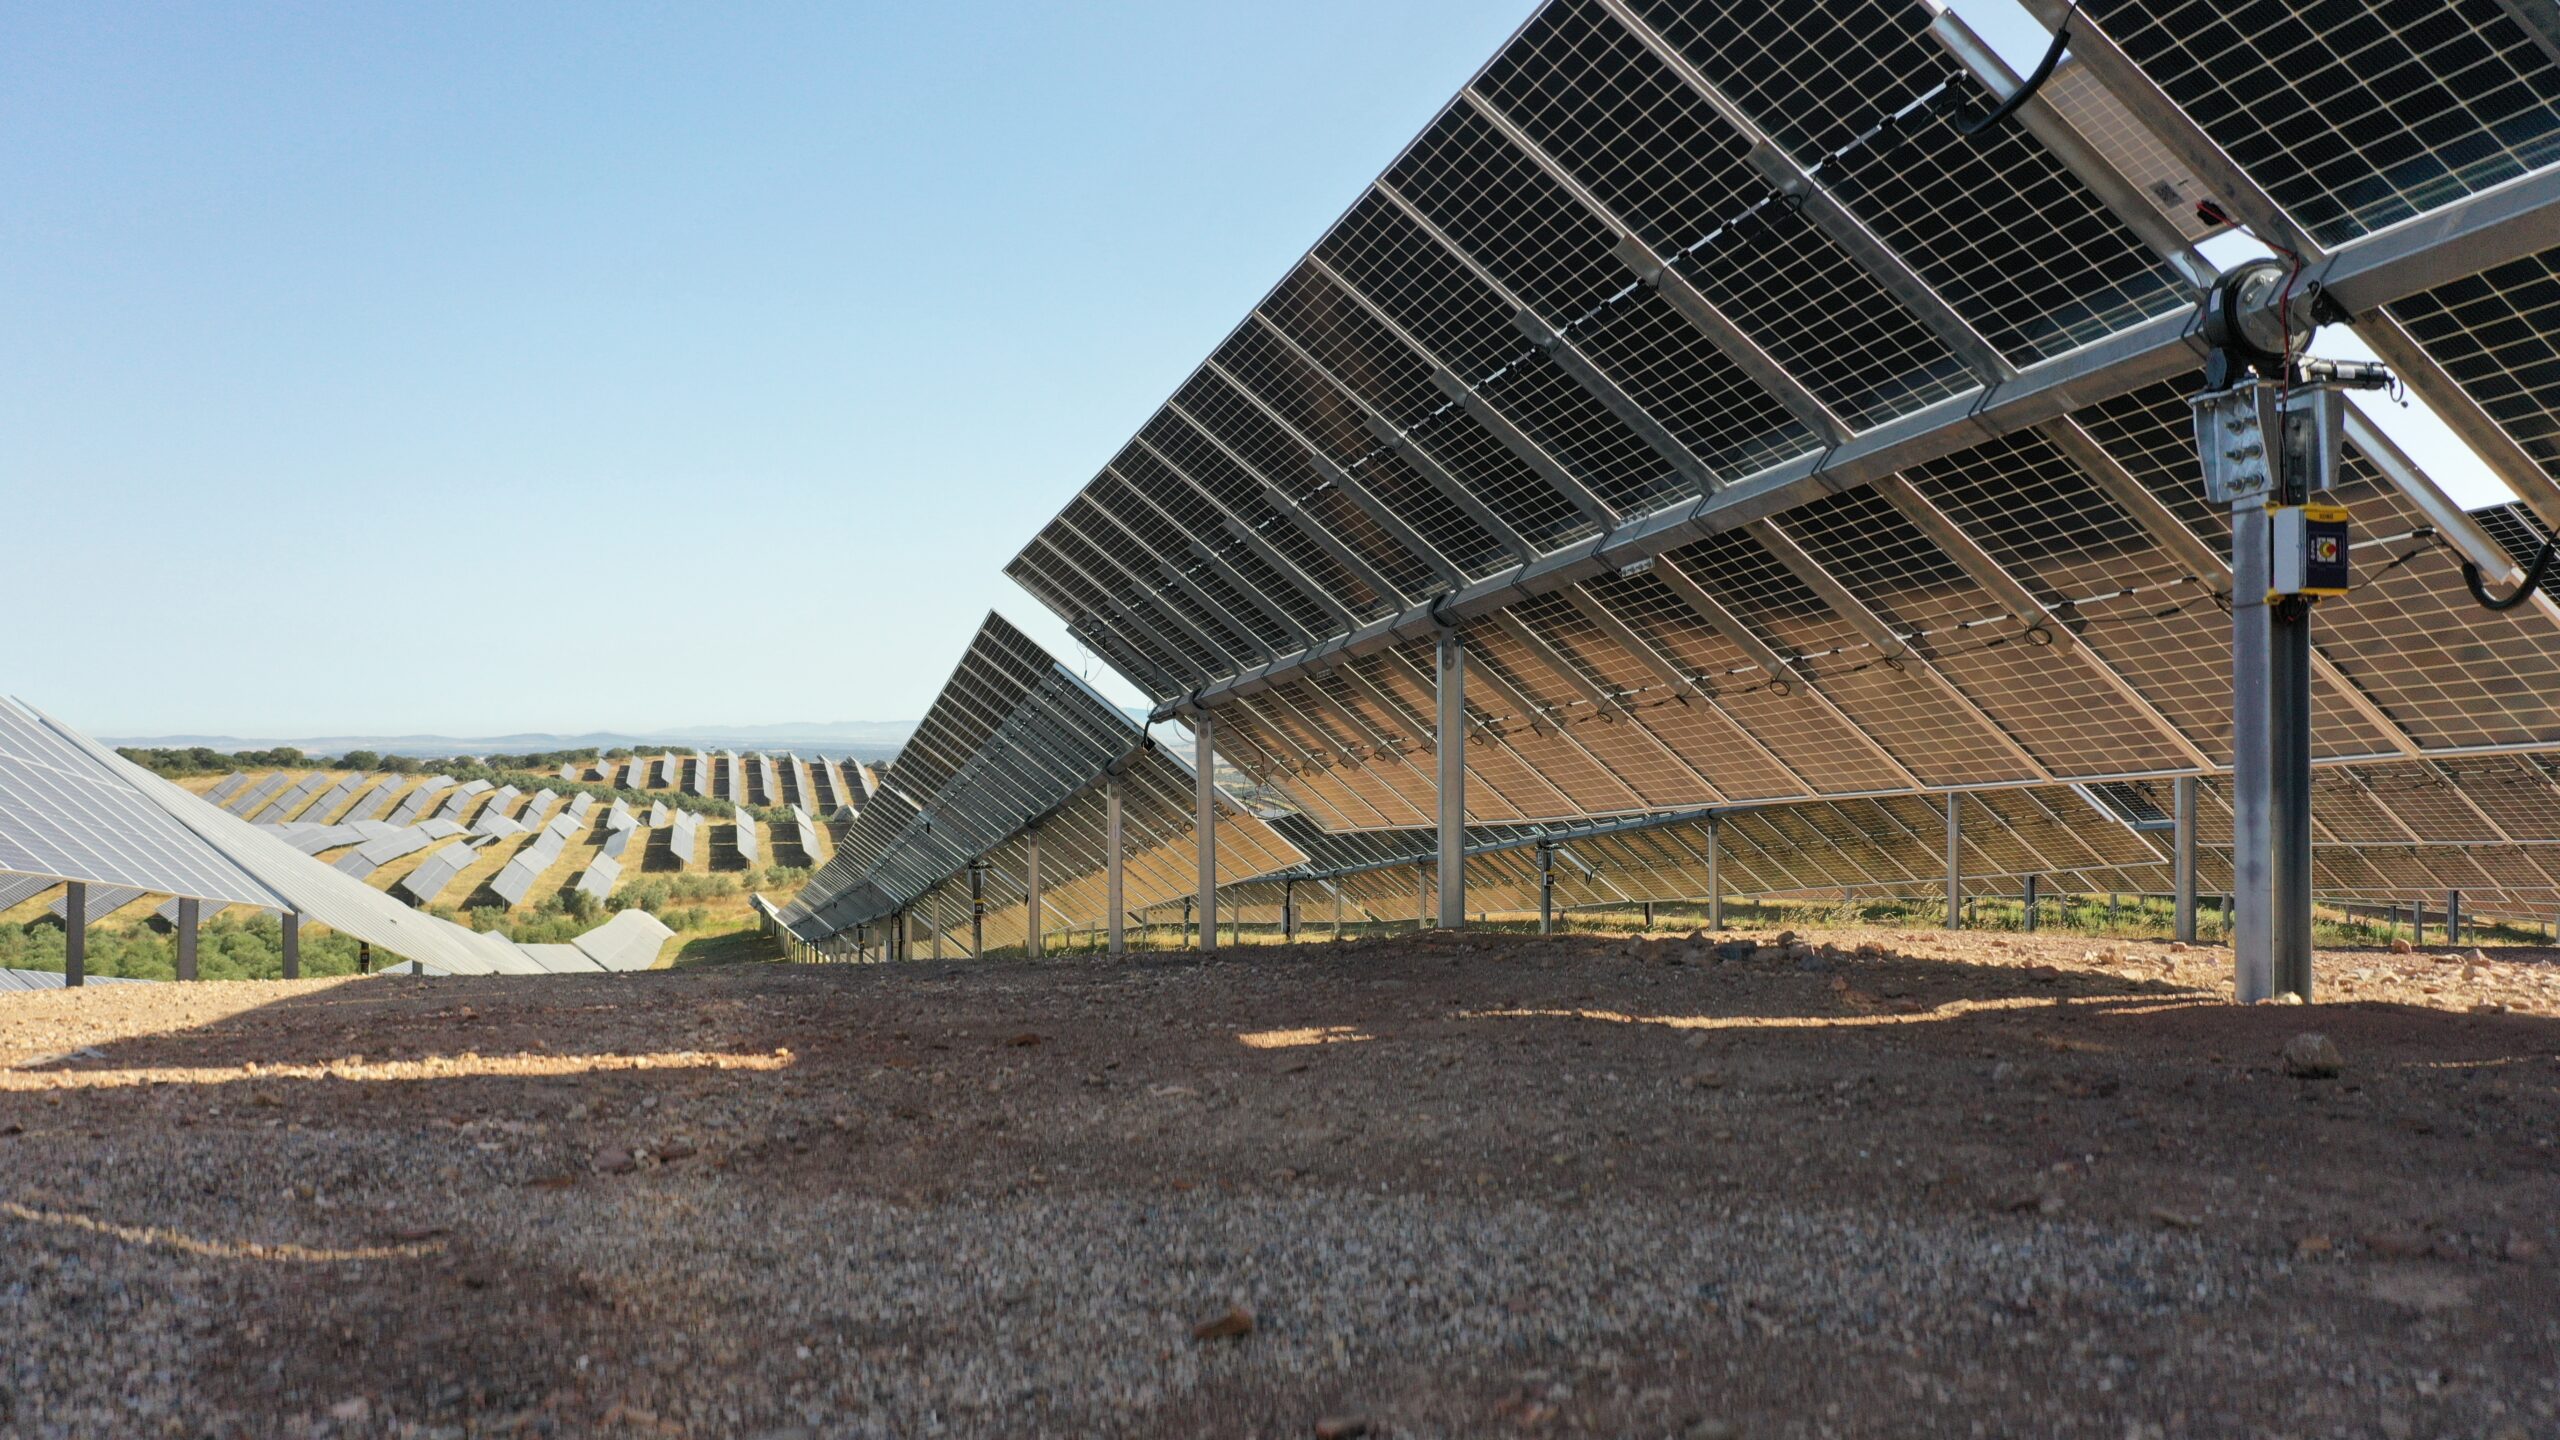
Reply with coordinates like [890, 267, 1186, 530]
[103, 720, 917, 760]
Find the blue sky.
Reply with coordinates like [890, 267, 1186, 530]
[3, 1, 1549, 736]
[4, 1, 2497, 740]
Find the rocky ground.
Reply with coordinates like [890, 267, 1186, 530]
[0, 926, 2554, 1439]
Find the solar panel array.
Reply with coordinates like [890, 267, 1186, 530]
[0, 701, 277, 907]
[490, 821, 575, 907]
[269, 771, 337, 823]
[787, 805, 822, 862]
[225, 772, 288, 819]
[668, 809, 700, 865]
[733, 808, 760, 866]
[387, 776, 455, 826]
[574, 852, 621, 901]
[0, 874, 59, 913]
[351, 779, 408, 822]
[779, 613, 1309, 945]
[517, 789, 563, 831]
[0, 720, 703, 976]
[807, 756, 843, 811]
[303, 773, 369, 825]
[396, 842, 479, 907]
[739, 0, 2560, 951]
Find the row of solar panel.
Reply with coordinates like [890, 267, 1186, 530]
[982, 0, 2560, 871]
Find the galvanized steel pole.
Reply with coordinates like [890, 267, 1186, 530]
[281, 911, 300, 980]
[1435, 627, 1467, 928]
[176, 896, 199, 982]
[2173, 774, 2198, 943]
[1024, 826, 1043, 960]
[1195, 715, 1218, 953]
[1706, 814, 1724, 931]
[1537, 841, 1555, 936]
[2221, 481, 2318, 1001]
[1106, 780, 1125, 956]
[64, 882, 86, 987]
[1944, 793, 1962, 929]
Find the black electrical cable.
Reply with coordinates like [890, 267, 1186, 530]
[1957, 2, 2081, 138]
[2462, 537, 2559, 611]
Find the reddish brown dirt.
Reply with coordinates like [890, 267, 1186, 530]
[0, 927, 2554, 1438]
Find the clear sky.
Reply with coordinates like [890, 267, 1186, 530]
[2, 1, 1547, 737]
[3, 2, 2502, 741]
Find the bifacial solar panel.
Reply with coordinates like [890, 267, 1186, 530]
[0, 701, 280, 907]
[574, 853, 621, 901]
[388, 777, 456, 827]
[395, 842, 476, 907]
[227, 772, 289, 819]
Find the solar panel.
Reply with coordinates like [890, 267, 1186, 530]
[733, 808, 760, 866]
[351, 779, 408, 822]
[668, 810, 700, 865]
[265, 771, 334, 823]
[573, 853, 620, 901]
[201, 772, 249, 806]
[394, 842, 476, 907]
[0, 701, 280, 906]
[0, 873, 58, 912]
[788, 804, 821, 862]
[227, 772, 289, 819]
[571, 908, 674, 970]
[387, 776, 456, 826]
[599, 825, 635, 860]
[48, 884, 148, 921]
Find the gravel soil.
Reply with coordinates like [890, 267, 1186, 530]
[1, 927, 2555, 1439]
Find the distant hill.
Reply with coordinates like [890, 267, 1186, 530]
[104, 722, 914, 761]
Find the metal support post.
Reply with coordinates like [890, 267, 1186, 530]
[1282, 878, 1297, 942]
[969, 861, 986, 957]
[1416, 861, 1430, 931]
[176, 897, 199, 982]
[281, 911, 300, 980]
[1024, 826, 1043, 960]
[358, 940, 371, 975]
[1944, 793, 1963, 929]
[2230, 503, 2314, 1002]
[2411, 898, 2422, 946]
[1106, 780, 1126, 956]
[1333, 882, 1344, 940]
[2023, 874, 2038, 933]
[1435, 626, 1467, 928]
[1182, 896, 1195, 948]
[1706, 815, 1724, 931]
[2447, 889, 2462, 946]
[64, 882, 86, 987]
[2173, 775, 2198, 943]
[1642, 900, 1656, 931]
[1537, 840, 1556, 935]
[1195, 714, 1218, 953]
